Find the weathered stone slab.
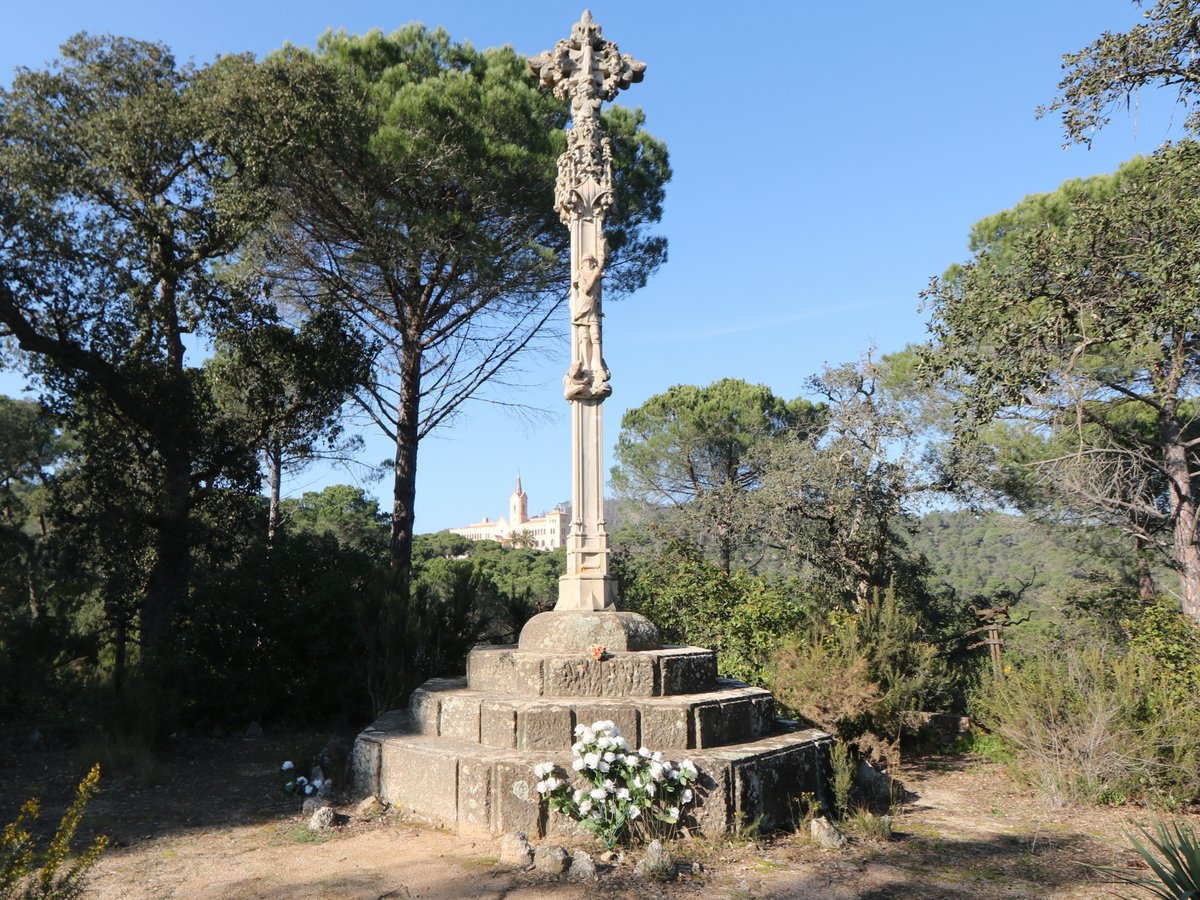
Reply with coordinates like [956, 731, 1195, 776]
[424, 676, 469, 692]
[358, 709, 410, 736]
[410, 687, 441, 735]
[687, 762, 732, 835]
[725, 732, 833, 831]
[481, 701, 517, 749]
[467, 646, 521, 694]
[543, 656, 606, 697]
[543, 654, 657, 698]
[518, 703, 572, 751]
[494, 759, 543, 835]
[692, 699, 720, 749]
[458, 759, 493, 832]
[380, 739, 458, 828]
[440, 694, 482, 743]
[467, 648, 547, 695]
[574, 703, 638, 747]
[694, 690, 774, 748]
[639, 705, 691, 750]
[659, 649, 718, 695]
[742, 738, 829, 828]
[750, 694, 776, 737]
[601, 653, 657, 697]
[350, 736, 381, 798]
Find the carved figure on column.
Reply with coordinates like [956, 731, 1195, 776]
[565, 251, 611, 399]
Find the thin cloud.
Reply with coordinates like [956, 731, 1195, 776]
[630, 300, 886, 343]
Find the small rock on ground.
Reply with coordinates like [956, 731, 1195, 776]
[810, 816, 848, 850]
[856, 760, 892, 802]
[567, 849, 596, 881]
[498, 832, 533, 868]
[355, 795, 384, 817]
[308, 806, 336, 832]
[533, 845, 570, 875]
[634, 839, 673, 879]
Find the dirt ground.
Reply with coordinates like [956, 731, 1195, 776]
[0, 730, 1180, 899]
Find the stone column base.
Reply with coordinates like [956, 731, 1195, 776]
[556, 572, 618, 611]
[518, 610, 662, 652]
[352, 710, 833, 836]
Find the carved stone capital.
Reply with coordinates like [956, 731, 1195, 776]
[527, 10, 645, 116]
[555, 129, 613, 225]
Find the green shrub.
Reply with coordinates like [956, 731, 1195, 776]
[619, 540, 810, 685]
[769, 587, 951, 766]
[0, 764, 107, 900]
[829, 741, 855, 819]
[1124, 597, 1200, 705]
[180, 531, 373, 727]
[972, 641, 1200, 806]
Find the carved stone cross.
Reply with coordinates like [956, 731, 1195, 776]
[528, 11, 643, 613]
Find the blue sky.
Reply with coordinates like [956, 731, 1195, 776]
[0, 2, 1185, 533]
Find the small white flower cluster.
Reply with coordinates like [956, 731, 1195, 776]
[280, 760, 325, 797]
[532, 720, 699, 850]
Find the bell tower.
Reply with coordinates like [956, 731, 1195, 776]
[509, 474, 528, 526]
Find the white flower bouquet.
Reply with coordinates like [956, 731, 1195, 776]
[533, 720, 699, 850]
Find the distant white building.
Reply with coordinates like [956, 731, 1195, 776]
[449, 476, 569, 551]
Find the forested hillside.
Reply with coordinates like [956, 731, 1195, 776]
[910, 510, 1149, 611]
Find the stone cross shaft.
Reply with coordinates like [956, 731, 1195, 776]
[529, 11, 644, 612]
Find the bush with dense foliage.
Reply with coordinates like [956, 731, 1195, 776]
[617, 540, 811, 685]
[971, 610, 1200, 807]
[769, 587, 953, 767]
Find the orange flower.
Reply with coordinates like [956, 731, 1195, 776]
[590, 643, 607, 661]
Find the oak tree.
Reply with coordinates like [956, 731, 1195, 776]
[1042, 0, 1200, 146]
[0, 35, 286, 700]
[921, 142, 1200, 619]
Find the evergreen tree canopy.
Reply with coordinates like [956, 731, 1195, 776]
[921, 141, 1200, 619]
[259, 26, 671, 592]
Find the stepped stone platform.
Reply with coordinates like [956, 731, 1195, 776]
[353, 644, 833, 836]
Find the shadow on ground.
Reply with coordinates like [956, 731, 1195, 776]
[0, 730, 343, 846]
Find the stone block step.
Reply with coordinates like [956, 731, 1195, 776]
[410, 675, 775, 751]
[352, 709, 833, 837]
[466, 645, 717, 698]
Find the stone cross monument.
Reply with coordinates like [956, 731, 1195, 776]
[532, 11, 640, 613]
[519, 11, 659, 650]
[352, 14, 833, 835]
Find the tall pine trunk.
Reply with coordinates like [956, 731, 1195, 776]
[266, 437, 283, 543]
[390, 334, 423, 590]
[1162, 417, 1200, 621]
[371, 332, 423, 712]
